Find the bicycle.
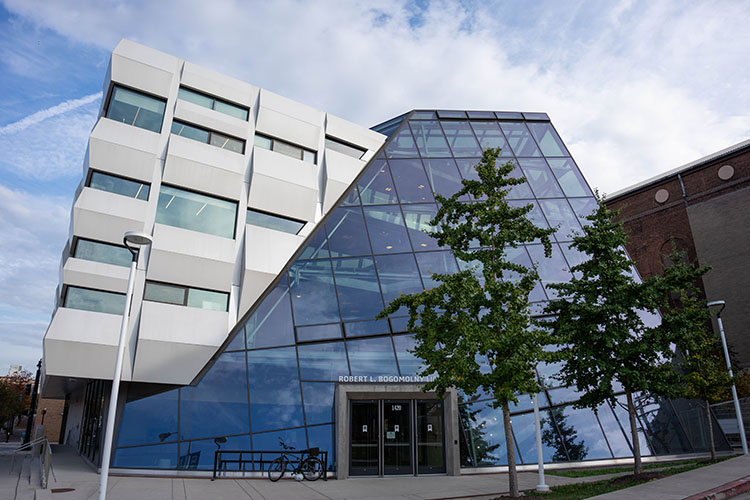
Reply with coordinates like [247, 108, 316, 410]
[267, 438, 324, 482]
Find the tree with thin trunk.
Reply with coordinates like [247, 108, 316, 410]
[545, 199, 684, 478]
[379, 148, 554, 498]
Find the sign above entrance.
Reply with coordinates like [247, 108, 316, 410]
[338, 375, 437, 383]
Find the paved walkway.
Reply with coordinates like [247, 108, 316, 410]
[2, 443, 749, 500]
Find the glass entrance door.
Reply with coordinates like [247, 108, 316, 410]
[383, 400, 413, 475]
[350, 401, 379, 476]
[416, 401, 446, 473]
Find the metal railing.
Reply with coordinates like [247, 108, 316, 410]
[11, 436, 56, 489]
[711, 397, 750, 448]
[212, 449, 328, 480]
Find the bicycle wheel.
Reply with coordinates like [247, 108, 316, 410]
[268, 457, 286, 482]
[301, 456, 324, 481]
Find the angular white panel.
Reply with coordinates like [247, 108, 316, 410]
[181, 61, 258, 108]
[239, 225, 304, 317]
[62, 257, 130, 294]
[110, 39, 179, 98]
[133, 301, 229, 384]
[256, 90, 323, 150]
[89, 118, 160, 182]
[323, 149, 368, 213]
[173, 99, 250, 140]
[148, 223, 235, 291]
[163, 134, 246, 201]
[249, 146, 319, 221]
[73, 188, 147, 243]
[326, 114, 386, 162]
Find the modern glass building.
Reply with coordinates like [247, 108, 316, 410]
[42, 40, 729, 478]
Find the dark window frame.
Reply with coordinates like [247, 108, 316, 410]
[246, 208, 306, 235]
[171, 119, 246, 154]
[177, 86, 249, 121]
[254, 133, 317, 164]
[62, 284, 126, 312]
[104, 83, 167, 133]
[86, 169, 151, 200]
[143, 280, 230, 312]
[325, 136, 367, 160]
[72, 237, 133, 267]
[156, 183, 239, 240]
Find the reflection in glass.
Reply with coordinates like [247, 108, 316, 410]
[333, 257, 384, 321]
[527, 122, 568, 157]
[89, 171, 150, 200]
[179, 435, 250, 470]
[358, 160, 399, 205]
[459, 402, 508, 466]
[375, 253, 424, 307]
[386, 127, 420, 158]
[106, 85, 166, 133]
[144, 282, 186, 306]
[345, 319, 391, 337]
[415, 251, 458, 289]
[307, 424, 335, 470]
[505, 246, 546, 302]
[297, 342, 349, 381]
[187, 288, 229, 311]
[156, 185, 237, 239]
[302, 383, 335, 425]
[402, 203, 440, 252]
[247, 347, 304, 431]
[180, 352, 249, 440]
[252, 427, 307, 455]
[363, 206, 411, 254]
[177, 87, 249, 121]
[289, 260, 340, 325]
[568, 197, 599, 226]
[247, 209, 304, 234]
[547, 158, 592, 197]
[550, 406, 613, 461]
[422, 158, 466, 199]
[527, 243, 572, 299]
[325, 207, 372, 257]
[469, 121, 514, 157]
[347, 337, 399, 377]
[112, 443, 177, 469]
[298, 229, 329, 260]
[518, 158, 564, 198]
[410, 121, 451, 157]
[441, 121, 483, 157]
[389, 159, 435, 203]
[611, 395, 653, 456]
[512, 411, 564, 464]
[64, 286, 125, 314]
[596, 403, 633, 457]
[393, 334, 425, 376]
[117, 390, 178, 446]
[499, 122, 541, 157]
[296, 323, 342, 342]
[538, 199, 583, 242]
[339, 187, 361, 206]
[74, 239, 133, 267]
[636, 395, 693, 455]
[245, 279, 295, 349]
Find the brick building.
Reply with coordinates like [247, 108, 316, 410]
[605, 139, 750, 369]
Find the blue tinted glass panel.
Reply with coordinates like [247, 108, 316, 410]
[411, 111, 437, 119]
[298, 229, 329, 260]
[339, 187, 361, 206]
[64, 286, 125, 314]
[596, 403, 632, 458]
[506, 246, 546, 302]
[297, 342, 349, 381]
[511, 411, 567, 464]
[307, 424, 335, 471]
[325, 207, 372, 257]
[332, 257, 384, 322]
[506, 162, 534, 199]
[296, 323, 342, 342]
[74, 239, 133, 267]
[112, 443, 177, 469]
[637, 395, 692, 455]
[441, 121, 482, 157]
[410, 120, 451, 157]
[469, 121, 514, 157]
[156, 185, 237, 239]
[179, 435, 250, 470]
[358, 160, 399, 205]
[171, 121, 210, 143]
[437, 110, 467, 119]
[402, 203, 440, 252]
[363, 206, 411, 254]
[245, 279, 295, 349]
[459, 402, 509, 466]
[89, 171, 150, 200]
[117, 390, 178, 446]
[550, 406, 613, 460]
[389, 159, 435, 203]
[518, 158, 563, 198]
[527, 243, 572, 299]
[302, 383, 335, 425]
[390, 316, 410, 333]
[496, 112, 523, 120]
[107, 86, 165, 133]
[347, 337, 399, 377]
[547, 158, 592, 198]
[392, 334, 425, 377]
[247, 347, 304, 432]
[527, 122, 568, 157]
[386, 127, 419, 158]
[252, 427, 307, 456]
[180, 352, 249, 440]
[509, 200, 550, 234]
[344, 319, 391, 337]
[611, 395, 653, 455]
[289, 260, 340, 325]
[538, 199, 582, 242]
[415, 251, 458, 289]
[499, 122, 541, 157]
[226, 328, 245, 351]
[422, 158, 466, 200]
[568, 197, 599, 226]
[466, 111, 495, 119]
[375, 253, 424, 306]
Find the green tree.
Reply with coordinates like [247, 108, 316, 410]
[0, 379, 27, 441]
[545, 200, 683, 478]
[379, 148, 554, 497]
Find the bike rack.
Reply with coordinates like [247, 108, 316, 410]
[212, 448, 328, 480]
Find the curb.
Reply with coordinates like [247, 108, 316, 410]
[683, 475, 750, 500]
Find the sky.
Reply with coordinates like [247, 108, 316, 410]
[0, 0, 748, 375]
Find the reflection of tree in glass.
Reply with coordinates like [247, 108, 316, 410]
[459, 404, 500, 466]
[541, 407, 588, 462]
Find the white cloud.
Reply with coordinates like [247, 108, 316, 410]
[0, 92, 100, 135]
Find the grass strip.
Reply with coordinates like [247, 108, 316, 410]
[546, 456, 733, 478]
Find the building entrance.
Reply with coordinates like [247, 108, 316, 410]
[349, 399, 445, 476]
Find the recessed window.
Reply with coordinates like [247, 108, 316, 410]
[254, 133, 316, 163]
[73, 238, 133, 267]
[171, 120, 244, 153]
[246, 209, 305, 234]
[325, 136, 367, 160]
[155, 185, 237, 239]
[106, 85, 166, 133]
[144, 281, 229, 311]
[88, 171, 150, 200]
[177, 87, 249, 121]
[64, 286, 125, 314]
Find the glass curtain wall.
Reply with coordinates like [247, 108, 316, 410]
[111, 111, 728, 471]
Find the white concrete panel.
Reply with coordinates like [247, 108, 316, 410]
[325, 114, 386, 154]
[89, 118, 160, 182]
[181, 61, 258, 108]
[238, 225, 304, 316]
[163, 135, 246, 201]
[73, 188, 147, 243]
[62, 257, 130, 294]
[148, 223, 235, 291]
[111, 40, 179, 98]
[173, 99, 250, 140]
[133, 301, 229, 384]
[248, 146, 318, 221]
[256, 90, 323, 150]
[43, 308, 122, 379]
[258, 89, 323, 126]
[322, 149, 368, 212]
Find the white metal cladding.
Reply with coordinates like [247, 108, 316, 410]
[42, 39, 386, 393]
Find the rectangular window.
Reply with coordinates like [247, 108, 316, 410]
[88, 171, 150, 200]
[144, 281, 229, 311]
[177, 87, 249, 121]
[106, 85, 166, 133]
[254, 133, 316, 164]
[155, 185, 237, 239]
[325, 136, 367, 160]
[171, 120, 245, 153]
[64, 286, 126, 314]
[73, 238, 133, 267]
[246, 208, 305, 234]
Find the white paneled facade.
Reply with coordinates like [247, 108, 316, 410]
[43, 39, 385, 390]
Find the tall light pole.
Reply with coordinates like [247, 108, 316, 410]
[533, 392, 550, 492]
[707, 300, 748, 455]
[98, 231, 152, 500]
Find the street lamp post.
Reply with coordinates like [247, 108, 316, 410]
[707, 300, 748, 455]
[98, 231, 152, 500]
[533, 392, 550, 492]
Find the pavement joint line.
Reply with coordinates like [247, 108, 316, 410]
[237, 478, 267, 500]
[682, 475, 750, 500]
[300, 478, 335, 500]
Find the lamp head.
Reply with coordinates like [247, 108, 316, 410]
[707, 300, 726, 315]
[123, 231, 153, 248]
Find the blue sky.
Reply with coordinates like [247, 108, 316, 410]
[0, 0, 749, 374]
